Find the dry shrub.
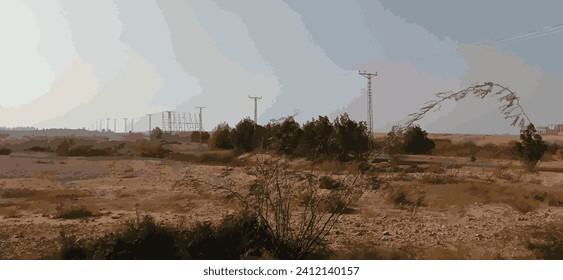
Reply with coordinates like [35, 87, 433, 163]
[200, 156, 359, 259]
[491, 165, 523, 183]
[460, 183, 563, 213]
[1, 188, 37, 198]
[319, 176, 344, 190]
[526, 223, 563, 260]
[130, 142, 171, 158]
[386, 186, 426, 214]
[419, 173, 461, 185]
[199, 152, 236, 165]
[56, 207, 95, 220]
[365, 174, 388, 191]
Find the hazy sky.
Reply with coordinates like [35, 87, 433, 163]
[1, 0, 562, 134]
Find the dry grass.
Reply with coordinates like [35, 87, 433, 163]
[424, 181, 563, 213]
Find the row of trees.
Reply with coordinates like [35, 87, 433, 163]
[208, 113, 370, 161]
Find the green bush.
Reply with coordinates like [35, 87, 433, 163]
[275, 117, 303, 155]
[138, 143, 171, 158]
[300, 116, 333, 156]
[25, 146, 52, 152]
[513, 123, 547, 170]
[56, 213, 300, 260]
[191, 131, 210, 143]
[55, 139, 75, 156]
[230, 118, 256, 152]
[56, 207, 95, 220]
[0, 147, 11, 155]
[402, 125, 435, 155]
[330, 113, 369, 161]
[68, 145, 114, 157]
[208, 123, 233, 150]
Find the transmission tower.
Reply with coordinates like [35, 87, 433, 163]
[166, 111, 173, 132]
[196, 106, 205, 145]
[123, 118, 128, 133]
[131, 118, 134, 132]
[359, 70, 378, 140]
[106, 118, 110, 131]
[113, 119, 117, 132]
[248, 96, 262, 124]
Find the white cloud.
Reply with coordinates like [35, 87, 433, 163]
[0, 1, 54, 108]
[0, 58, 98, 127]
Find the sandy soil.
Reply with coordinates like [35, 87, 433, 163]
[0, 152, 562, 259]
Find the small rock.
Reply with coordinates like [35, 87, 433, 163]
[381, 236, 390, 241]
[382, 230, 391, 236]
[429, 231, 437, 237]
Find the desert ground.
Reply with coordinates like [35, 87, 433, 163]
[0, 133, 562, 259]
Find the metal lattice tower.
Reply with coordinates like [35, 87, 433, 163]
[359, 70, 378, 139]
[196, 107, 205, 145]
[248, 96, 262, 124]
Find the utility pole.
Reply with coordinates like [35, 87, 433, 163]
[248, 95, 262, 124]
[131, 118, 134, 132]
[113, 119, 117, 132]
[123, 118, 128, 133]
[100, 119, 103, 131]
[106, 118, 110, 131]
[147, 114, 152, 134]
[359, 70, 378, 144]
[95, 120, 98, 131]
[196, 106, 205, 145]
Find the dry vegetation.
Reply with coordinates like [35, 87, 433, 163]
[0, 131, 562, 260]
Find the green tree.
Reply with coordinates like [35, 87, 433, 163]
[191, 131, 210, 143]
[230, 118, 256, 152]
[403, 125, 435, 155]
[208, 123, 233, 150]
[513, 123, 547, 170]
[300, 116, 333, 156]
[330, 113, 369, 161]
[275, 116, 303, 155]
[150, 127, 163, 141]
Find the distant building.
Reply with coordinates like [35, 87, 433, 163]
[537, 124, 563, 135]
